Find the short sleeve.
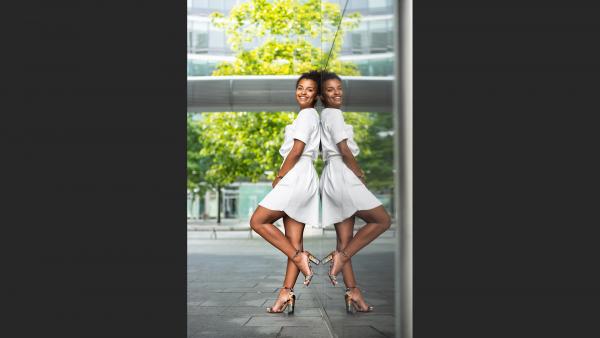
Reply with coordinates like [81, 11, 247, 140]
[291, 108, 316, 144]
[325, 108, 349, 145]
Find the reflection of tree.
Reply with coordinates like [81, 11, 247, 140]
[358, 112, 394, 194]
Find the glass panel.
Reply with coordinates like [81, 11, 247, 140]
[351, 32, 363, 53]
[207, 29, 222, 49]
[192, 0, 208, 8]
[318, 1, 396, 337]
[349, 0, 369, 11]
[370, 0, 388, 9]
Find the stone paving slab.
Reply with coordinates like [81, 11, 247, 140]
[279, 326, 332, 338]
[329, 314, 396, 334]
[328, 325, 388, 338]
[261, 298, 321, 308]
[187, 304, 229, 315]
[327, 307, 396, 320]
[222, 305, 324, 317]
[188, 313, 251, 330]
[212, 287, 280, 293]
[245, 316, 328, 327]
[189, 325, 282, 338]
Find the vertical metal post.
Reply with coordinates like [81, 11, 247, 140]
[394, 0, 413, 337]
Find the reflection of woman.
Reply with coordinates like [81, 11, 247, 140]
[249, 71, 321, 314]
[318, 71, 392, 313]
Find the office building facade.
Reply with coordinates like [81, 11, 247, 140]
[187, 0, 394, 77]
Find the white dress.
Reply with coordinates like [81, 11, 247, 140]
[258, 108, 320, 226]
[319, 108, 382, 226]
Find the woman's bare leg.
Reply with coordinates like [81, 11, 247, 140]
[282, 215, 305, 289]
[330, 205, 391, 277]
[269, 216, 305, 312]
[335, 217, 371, 310]
[249, 205, 312, 277]
[334, 217, 357, 288]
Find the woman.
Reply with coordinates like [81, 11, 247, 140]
[318, 71, 392, 313]
[249, 71, 321, 314]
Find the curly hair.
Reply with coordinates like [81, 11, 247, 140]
[295, 70, 321, 93]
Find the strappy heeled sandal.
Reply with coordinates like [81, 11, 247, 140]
[321, 250, 349, 286]
[266, 287, 296, 314]
[292, 249, 320, 287]
[344, 286, 374, 313]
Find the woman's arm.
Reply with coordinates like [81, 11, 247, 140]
[338, 140, 366, 184]
[272, 139, 306, 188]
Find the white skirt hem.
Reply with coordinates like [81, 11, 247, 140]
[320, 157, 382, 227]
[258, 157, 320, 226]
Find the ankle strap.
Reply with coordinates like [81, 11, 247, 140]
[282, 287, 294, 292]
[340, 250, 350, 258]
[292, 249, 301, 259]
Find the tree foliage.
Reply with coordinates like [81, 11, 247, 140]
[197, 111, 295, 185]
[187, 114, 208, 192]
[358, 112, 394, 192]
[209, 0, 361, 75]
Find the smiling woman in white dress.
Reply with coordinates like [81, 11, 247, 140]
[249, 71, 321, 314]
[318, 71, 392, 313]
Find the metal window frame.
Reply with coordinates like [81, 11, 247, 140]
[394, 0, 413, 337]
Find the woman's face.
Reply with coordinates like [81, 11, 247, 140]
[322, 79, 343, 108]
[295, 79, 318, 108]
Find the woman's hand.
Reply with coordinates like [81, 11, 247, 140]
[272, 177, 282, 188]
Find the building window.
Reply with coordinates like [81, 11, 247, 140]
[192, 0, 208, 9]
[368, 20, 392, 53]
[194, 32, 209, 53]
[370, 32, 388, 53]
[348, 0, 369, 11]
[188, 21, 210, 54]
[369, 0, 388, 9]
[188, 60, 219, 76]
[208, 30, 225, 51]
[351, 33, 363, 54]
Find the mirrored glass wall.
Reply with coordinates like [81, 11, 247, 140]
[187, 1, 400, 337]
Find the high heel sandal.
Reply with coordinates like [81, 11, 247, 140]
[321, 250, 349, 286]
[292, 249, 320, 287]
[344, 287, 374, 313]
[266, 287, 296, 314]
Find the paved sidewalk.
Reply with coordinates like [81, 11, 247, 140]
[188, 232, 396, 338]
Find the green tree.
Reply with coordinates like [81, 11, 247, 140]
[187, 114, 212, 218]
[198, 111, 295, 184]
[187, 114, 205, 192]
[358, 112, 394, 193]
[209, 0, 361, 75]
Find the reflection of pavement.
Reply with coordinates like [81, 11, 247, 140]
[188, 232, 396, 338]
